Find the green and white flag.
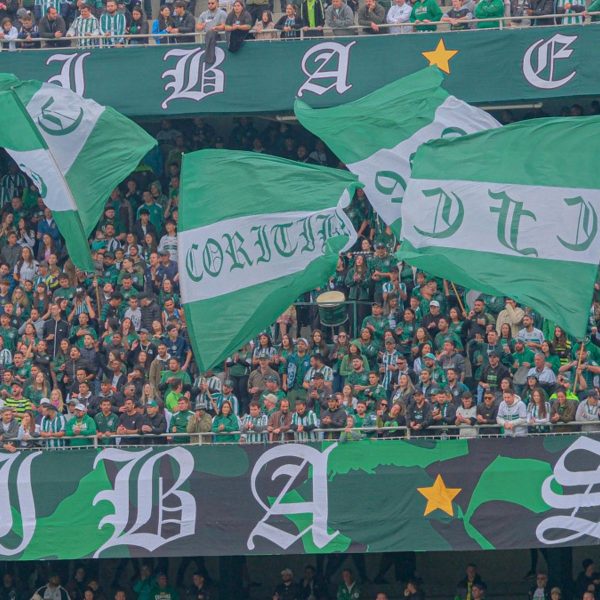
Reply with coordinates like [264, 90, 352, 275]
[295, 68, 500, 235]
[179, 150, 361, 371]
[0, 89, 95, 270]
[399, 116, 600, 339]
[0, 74, 156, 267]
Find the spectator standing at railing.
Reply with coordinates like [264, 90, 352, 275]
[497, 389, 527, 437]
[66, 3, 100, 47]
[169, 395, 193, 443]
[410, 0, 441, 32]
[253, 9, 276, 38]
[275, 4, 304, 38]
[407, 390, 432, 435]
[240, 401, 267, 442]
[0, 16, 18, 49]
[527, 0, 556, 24]
[575, 390, 600, 432]
[141, 400, 167, 443]
[320, 394, 346, 439]
[0, 406, 18, 450]
[291, 399, 318, 441]
[455, 393, 477, 438]
[299, 0, 325, 37]
[549, 387, 577, 431]
[441, 0, 471, 28]
[40, 403, 66, 447]
[526, 388, 551, 433]
[224, 0, 252, 52]
[386, 0, 412, 32]
[324, 0, 354, 36]
[99, 0, 126, 45]
[167, 1, 195, 43]
[358, 0, 385, 32]
[431, 388, 457, 431]
[17, 12, 41, 48]
[127, 7, 149, 44]
[94, 397, 119, 444]
[65, 403, 96, 446]
[212, 399, 240, 442]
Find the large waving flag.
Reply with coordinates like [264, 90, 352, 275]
[179, 150, 361, 371]
[294, 68, 500, 235]
[0, 74, 156, 268]
[398, 116, 600, 338]
[0, 89, 95, 271]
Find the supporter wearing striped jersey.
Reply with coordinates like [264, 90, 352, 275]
[66, 4, 100, 47]
[99, 0, 126, 45]
[240, 401, 268, 443]
[40, 403, 66, 447]
[4, 382, 31, 421]
[291, 399, 318, 442]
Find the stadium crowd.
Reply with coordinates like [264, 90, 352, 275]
[0, 114, 598, 450]
[0, 0, 593, 51]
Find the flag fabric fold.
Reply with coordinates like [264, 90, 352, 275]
[0, 89, 95, 271]
[294, 67, 500, 235]
[0, 73, 156, 270]
[398, 116, 600, 339]
[179, 150, 361, 371]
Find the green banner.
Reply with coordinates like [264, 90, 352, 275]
[0, 25, 593, 117]
[0, 435, 598, 559]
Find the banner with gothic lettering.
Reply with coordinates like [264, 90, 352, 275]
[0, 25, 591, 118]
[0, 436, 599, 559]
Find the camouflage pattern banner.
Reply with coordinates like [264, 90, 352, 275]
[0, 436, 597, 560]
[0, 24, 592, 117]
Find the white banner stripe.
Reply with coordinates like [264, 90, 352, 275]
[180, 192, 356, 304]
[403, 178, 600, 265]
[347, 96, 500, 227]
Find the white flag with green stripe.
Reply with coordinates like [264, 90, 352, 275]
[294, 68, 500, 235]
[0, 74, 156, 268]
[0, 89, 94, 270]
[179, 150, 361, 371]
[399, 116, 600, 338]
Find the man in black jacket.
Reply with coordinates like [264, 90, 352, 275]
[141, 400, 167, 444]
[168, 1, 195, 42]
[38, 7, 69, 46]
[43, 303, 69, 358]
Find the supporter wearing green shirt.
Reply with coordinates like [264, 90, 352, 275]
[95, 398, 119, 445]
[474, 0, 504, 27]
[337, 569, 361, 600]
[211, 400, 240, 442]
[137, 193, 164, 232]
[361, 302, 387, 346]
[410, 0, 442, 30]
[512, 339, 535, 372]
[4, 382, 31, 421]
[170, 396, 194, 443]
[149, 574, 179, 600]
[0, 312, 17, 352]
[347, 357, 370, 401]
[66, 403, 97, 447]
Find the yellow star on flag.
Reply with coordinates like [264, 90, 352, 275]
[421, 39, 459, 74]
[417, 474, 461, 516]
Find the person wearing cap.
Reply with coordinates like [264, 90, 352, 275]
[65, 403, 97, 447]
[240, 400, 268, 443]
[141, 400, 168, 444]
[259, 375, 286, 411]
[478, 352, 510, 404]
[303, 354, 333, 392]
[187, 400, 213, 443]
[248, 352, 280, 403]
[422, 299, 443, 338]
[40, 402, 66, 448]
[422, 352, 447, 389]
[95, 398, 120, 445]
[576, 390, 600, 432]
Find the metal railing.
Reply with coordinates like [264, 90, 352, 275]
[2, 420, 597, 450]
[5, 11, 599, 51]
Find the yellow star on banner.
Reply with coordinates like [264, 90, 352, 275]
[417, 474, 461, 516]
[421, 39, 459, 74]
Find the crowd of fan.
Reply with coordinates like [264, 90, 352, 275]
[0, 115, 598, 451]
[0, 0, 596, 51]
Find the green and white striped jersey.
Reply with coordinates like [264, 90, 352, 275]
[67, 15, 100, 47]
[99, 11, 127, 45]
[40, 414, 66, 448]
[292, 410, 318, 441]
[555, 0, 584, 24]
[240, 413, 268, 443]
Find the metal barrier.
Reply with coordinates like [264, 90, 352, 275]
[8, 11, 600, 50]
[3, 421, 597, 450]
